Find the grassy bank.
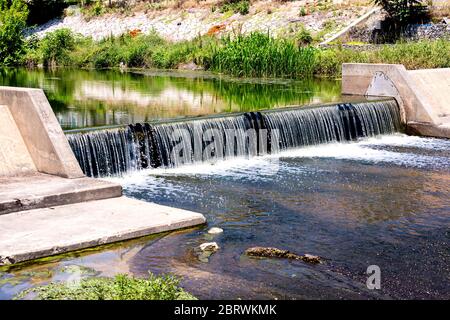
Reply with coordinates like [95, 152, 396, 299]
[22, 29, 450, 78]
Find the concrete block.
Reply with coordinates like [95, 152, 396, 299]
[0, 87, 84, 178]
[342, 63, 450, 138]
[0, 105, 36, 176]
[0, 173, 122, 215]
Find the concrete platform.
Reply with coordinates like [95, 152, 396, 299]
[0, 196, 206, 265]
[0, 86, 207, 266]
[0, 173, 122, 215]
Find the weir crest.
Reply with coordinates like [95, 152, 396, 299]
[67, 100, 401, 177]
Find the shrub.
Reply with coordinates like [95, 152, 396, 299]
[296, 27, 313, 46]
[16, 273, 196, 300]
[374, 0, 429, 25]
[220, 0, 250, 15]
[39, 28, 76, 67]
[0, 0, 29, 65]
[151, 40, 196, 69]
[92, 43, 122, 68]
[299, 6, 307, 17]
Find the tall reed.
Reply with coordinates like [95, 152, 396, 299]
[207, 32, 317, 78]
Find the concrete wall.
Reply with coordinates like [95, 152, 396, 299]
[342, 64, 450, 138]
[0, 105, 36, 177]
[0, 87, 84, 178]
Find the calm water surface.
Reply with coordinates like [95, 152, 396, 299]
[0, 68, 341, 130]
[0, 70, 449, 300]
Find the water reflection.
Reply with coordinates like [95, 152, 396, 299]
[0, 68, 341, 130]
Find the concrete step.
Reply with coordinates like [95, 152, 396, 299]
[0, 173, 122, 215]
[0, 196, 206, 265]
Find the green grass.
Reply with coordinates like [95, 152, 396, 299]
[314, 39, 450, 76]
[22, 29, 450, 78]
[15, 273, 196, 300]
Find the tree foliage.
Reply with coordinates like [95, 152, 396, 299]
[27, 0, 69, 25]
[374, 0, 429, 25]
[39, 28, 75, 67]
[0, 0, 29, 65]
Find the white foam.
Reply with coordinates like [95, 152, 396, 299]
[107, 134, 449, 188]
[277, 134, 449, 168]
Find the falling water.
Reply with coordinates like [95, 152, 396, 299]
[66, 99, 402, 177]
[67, 127, 140, 177]
[262, 100, 401, 151]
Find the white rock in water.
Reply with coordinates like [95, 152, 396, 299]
[199, 242, 220, 252]
[207, 227, 223, 234]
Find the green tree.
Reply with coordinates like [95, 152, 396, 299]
[0, 0, 29, 65]
[39, 28, 75, 67]
[374, 0, 429, 26]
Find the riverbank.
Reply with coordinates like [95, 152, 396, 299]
[24, 29, 450, 78]
[29, 1, 371, 42]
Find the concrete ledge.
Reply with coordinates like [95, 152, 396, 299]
[406, 122, 450, 139]
[0, 196, 206, 265]
[0, 173, 122, 215]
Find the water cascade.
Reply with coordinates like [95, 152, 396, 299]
[67, 100, 401, 177]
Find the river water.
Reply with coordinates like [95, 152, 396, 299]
[0, 70, 448, 300]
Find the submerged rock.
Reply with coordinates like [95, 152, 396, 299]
[194, 242, 220, 263]
[199, 242, 220, 252]
[244, 247, 321, 264]
[207, 227, 224, 235]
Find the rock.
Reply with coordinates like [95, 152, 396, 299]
[178, 61, 203, 71]
[244, 247, 322, 264]
[207, 227, 223, 234]
[0, 256, 15, 265]
[195, 242, 220, 263]
[302, 254, 322, 264]
[199, 242, 220, 252]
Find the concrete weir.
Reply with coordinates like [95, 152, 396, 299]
[342, 64, 450, 139]
[0, 86, 206, 266]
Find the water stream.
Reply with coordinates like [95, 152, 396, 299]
[0, 70, 448, 300]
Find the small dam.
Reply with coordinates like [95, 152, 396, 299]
[67, 99, 401, 177]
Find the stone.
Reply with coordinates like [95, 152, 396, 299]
[302, 254, 322, 264]
[199, 242, 220, 252]
[195, 242, 220, 263]
[245, 247, 322, 264]
[207, 227, 223, 234]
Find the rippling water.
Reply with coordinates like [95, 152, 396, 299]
[105, 134, 449, 299]
[1, 133, 449, 300]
